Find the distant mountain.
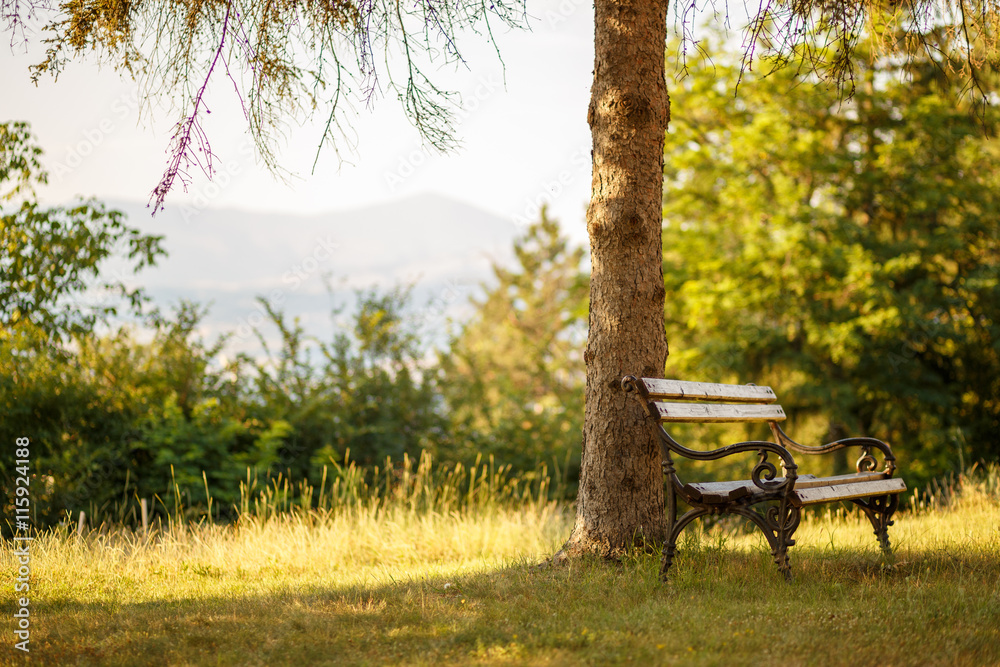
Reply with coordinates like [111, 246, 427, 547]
[108, 193, 519, 354]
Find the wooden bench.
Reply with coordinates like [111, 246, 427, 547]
[621, 375, 906, 580]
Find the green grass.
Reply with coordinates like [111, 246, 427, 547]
[3, 462, 999, 666]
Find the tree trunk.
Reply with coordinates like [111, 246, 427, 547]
[558, 0, 670, 558]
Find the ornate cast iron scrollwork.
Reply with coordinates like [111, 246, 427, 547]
[856, 445, 878, 473]
[752, 449, 793, 492]
[718, 502, 801, 580]
[753, 449, 778, 485]
[660, 506, 712, 578]
[770, 423, 897, 477]
[851, 493, 900, 555]
[764, 502, 801, 576]
[765, 503, 801, 537]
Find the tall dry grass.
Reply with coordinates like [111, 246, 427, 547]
[6, 453, 571, 606]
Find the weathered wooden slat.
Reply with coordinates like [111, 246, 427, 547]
[683, 480, 752, 503]
[792, 477, 906, 506]
[686, 472, 885, 495]
[683, 474, 904, 506]
[654, 401, 786, 423]
[792, 471, 887, 490]
[684, 476, 816, 503]
[641, 378, 777, 403]
[684, 472, 906, 504]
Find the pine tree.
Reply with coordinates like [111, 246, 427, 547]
[440, 210, 588, 476]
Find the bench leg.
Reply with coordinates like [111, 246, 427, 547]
[660, 497, 803, 580]
[851, 494, 900, 557]
[732, 501, 801, 580]
[660, 458, 686, 580]
[660, 537, 677, 579]
[767, 501, 801, 580]
[660, 506, 711, 580]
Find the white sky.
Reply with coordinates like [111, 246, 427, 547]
[1, 1, 599, 245]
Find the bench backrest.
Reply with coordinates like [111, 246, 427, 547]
[634, 378, 786, 423]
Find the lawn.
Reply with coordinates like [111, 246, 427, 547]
[3, 464, 999, 666]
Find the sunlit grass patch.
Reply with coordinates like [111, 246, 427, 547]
[1, 463, 998, 666]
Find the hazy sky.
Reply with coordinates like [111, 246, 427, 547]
[1, 1, 598, 245]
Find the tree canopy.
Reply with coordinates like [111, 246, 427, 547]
[16, 0, 527, 210]
[12, 0, 1000, 212]
[661, 32, 1000, 484]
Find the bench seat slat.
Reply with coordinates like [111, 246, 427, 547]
[792, 471, 886, 489]
[684, 479, 759, 502]
[684, 476, 816, 503]
[793, 477, 906, 506]
[641, 378, 777, 403]
[682, 474, 905, 505]
[654, 401, 786, 423]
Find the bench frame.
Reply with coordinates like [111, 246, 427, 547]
[621, 375, 904, 580]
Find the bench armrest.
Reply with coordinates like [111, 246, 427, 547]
[665, 436, 800, 494]
[770, 424, 897, 477]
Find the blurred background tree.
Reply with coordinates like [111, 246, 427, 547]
[661, 30, 1000, 486]
[439, 210, 588, 484]
[0, 287, 450, 527]
[0, 122, 446, 525]
[0, 301, 259, 526]
[2, 121, 170, 527]
[246, 286, 448, 478]
[1, 121, 166, 340]
[1, 150, 588, 528]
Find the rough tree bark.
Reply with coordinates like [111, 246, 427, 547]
[557, 0, 670, 559]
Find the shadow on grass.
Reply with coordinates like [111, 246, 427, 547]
[5, 548, 1000, 666]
